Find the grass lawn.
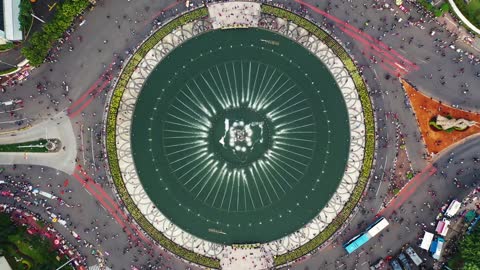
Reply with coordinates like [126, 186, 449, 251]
[0, 139, 50, 152]
[454, 0, 480, 29]
[7, 234, 49, 264]
[0, 213, 74, 270]
[469, 0, 480, 11]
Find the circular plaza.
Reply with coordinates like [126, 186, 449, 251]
[106, 2, 374, 268]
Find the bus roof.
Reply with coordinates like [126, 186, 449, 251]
[344, 217, 389, 254]
[38, 191, 57, 199]
[367, 218, 389, 237]
[419, 231, 434, 250]
[345, 234, 370, 254]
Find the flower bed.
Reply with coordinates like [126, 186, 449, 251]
[105, 7, 220, 269]
[261, 4, 375, 267]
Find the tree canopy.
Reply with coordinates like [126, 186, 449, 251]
[21, 0, 90, 66]
[459, 224, 480, 267]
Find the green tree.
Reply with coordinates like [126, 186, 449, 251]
[459, 226, 480, 267]
[0, 213, 17, 240]
[18, 0, 33, 32]
[464, 262, 480, 270]
[21, 0, 90, 66]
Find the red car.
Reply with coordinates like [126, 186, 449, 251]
[0, 190, 13, 197]
[398, 5, 410, 14]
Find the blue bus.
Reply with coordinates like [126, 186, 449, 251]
[343, 217, 389, 254]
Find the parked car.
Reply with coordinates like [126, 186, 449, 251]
[398, 253, 412, 270]
[390, 259, 402, 270]
[405, 246, 423, 266]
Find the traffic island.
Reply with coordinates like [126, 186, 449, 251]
[106, 3, 375, 268]
[0, 138, 60, 153]
[401, 79, 480, 155]
[0, 112, 76, 174]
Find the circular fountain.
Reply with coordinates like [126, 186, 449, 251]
[107, 4, 372, 267]
[130, 29, 349, 244]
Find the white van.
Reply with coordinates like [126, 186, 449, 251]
[406, 246, 423, 266]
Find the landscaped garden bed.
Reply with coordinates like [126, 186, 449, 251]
[0, 42, 15, 52]
[402, 79, 480, 155]
[0, 139, 59, 152]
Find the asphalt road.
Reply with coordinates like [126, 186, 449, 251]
[0, 0, 478, 269]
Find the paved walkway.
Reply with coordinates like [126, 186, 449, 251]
[0, 112, 77, 174]
[220, 246, 273, 270]
[437, 13, 480, 53]
[208, 2, 261, 29]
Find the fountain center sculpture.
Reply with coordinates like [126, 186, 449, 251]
[220, 119, 264, 158]
[435, 115, 476, 130]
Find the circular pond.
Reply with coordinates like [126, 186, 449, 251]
[131, 28, 350, 244]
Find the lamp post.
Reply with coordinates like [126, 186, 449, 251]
[0, 59, 17, 68]
[30, 13, 46, 23]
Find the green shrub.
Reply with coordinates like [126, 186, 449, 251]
[0, 42, 15, 52]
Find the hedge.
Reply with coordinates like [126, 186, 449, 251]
[105, 7, 220, 269]
[0, 42, 15, 52]
[261, 5, 375, 267]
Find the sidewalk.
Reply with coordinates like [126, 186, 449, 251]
[437, 13, 480, 53]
